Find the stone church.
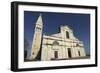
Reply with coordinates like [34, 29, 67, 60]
[31, 14, 86, 61]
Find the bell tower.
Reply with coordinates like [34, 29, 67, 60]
[31, 14, 43, 59]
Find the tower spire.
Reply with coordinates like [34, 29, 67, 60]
[31, 14, 43, 59]
[36, 14, 43, 25]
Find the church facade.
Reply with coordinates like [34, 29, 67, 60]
[31, 14, 86, 61]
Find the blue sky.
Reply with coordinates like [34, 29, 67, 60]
[24, 11, 90, 55]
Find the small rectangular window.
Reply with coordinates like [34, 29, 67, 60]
[66, 31, 69, 38]
[78, 51, 81, 56]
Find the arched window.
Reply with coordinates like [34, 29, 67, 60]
[53, 41, 59, 45]
[76, 44, 79, 46]
[66, 31, 69, 39]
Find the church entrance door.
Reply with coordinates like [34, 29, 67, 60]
[68, 48, 71, 58]
[54, 51, 58, 59]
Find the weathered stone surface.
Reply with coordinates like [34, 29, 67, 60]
[31, 14, 86, 61]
